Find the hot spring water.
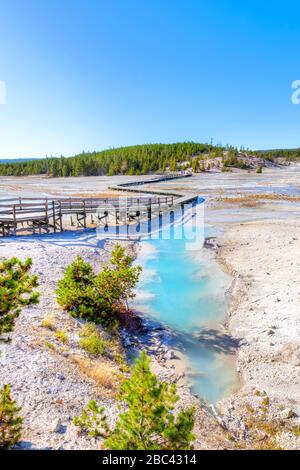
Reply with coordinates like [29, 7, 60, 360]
[133, 203, 238, 403]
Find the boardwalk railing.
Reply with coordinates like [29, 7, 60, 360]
[0, 173, 198, 237]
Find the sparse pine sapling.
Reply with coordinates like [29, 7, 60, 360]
[96, 244, 142, 311]
[0, 257, 39, 337]
[105, 352, 195, 450]
[0, 384, 23, 449]
[73, 400, 108, 438]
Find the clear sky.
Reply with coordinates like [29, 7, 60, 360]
[0, 0, 300, 158]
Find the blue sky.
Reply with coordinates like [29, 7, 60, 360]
[0, 0, 300, 158]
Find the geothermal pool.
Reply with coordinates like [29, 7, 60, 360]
[133, 203, 238, 403]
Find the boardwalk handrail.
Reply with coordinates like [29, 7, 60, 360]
[0, 173, 198, 236]
[108, 172, 199, 205]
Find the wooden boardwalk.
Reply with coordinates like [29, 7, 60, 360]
[0, 173, 198, 237]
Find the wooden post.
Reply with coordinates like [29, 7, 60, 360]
[83, 200, 86, 228]
[59, 200, 63, 231]
[148, 198, 152, 220]
[13, 204, 17, 235]
[45, 200, 49, 232]
[52, 200, 56, 233]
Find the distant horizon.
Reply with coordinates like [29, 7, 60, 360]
[0, 142, 299, 162]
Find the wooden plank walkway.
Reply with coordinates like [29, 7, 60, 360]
[0, 173, 199, 237]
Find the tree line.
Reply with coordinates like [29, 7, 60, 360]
[255, 148, 300, 162]
[0, 142, 215, 177]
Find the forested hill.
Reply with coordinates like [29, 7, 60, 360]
[0, 143, 215, 177]
[255, 148, 300, 161]
[0, 142, 298, 177]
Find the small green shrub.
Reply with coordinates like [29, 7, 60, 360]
[74, 353, 195, 450]
[56, 246, 141, 328]
[79, 323, 107, 356]
[256, 164, 263, 174]
[79, 322, 98, 338]
[45, 341, 55, 350]
[80, 333, 107, 356]
[105, 352, 195, 450]
[41, 314, 57, 330]
[0, 384, 23, 449]
[95, 244, 142, 312]
[0, 257, 39, 336]
[73, 400, 108, 438]
[114, 353, 130, 373]
[55, 330, 68, 344]
[56, 255, 111, 324]
[292, 427, 300, 437]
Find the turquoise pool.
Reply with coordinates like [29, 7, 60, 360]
[133, 203, 238, 403]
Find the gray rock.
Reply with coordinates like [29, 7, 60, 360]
[165, 350, 176, 360]
[51, 418, 62, 433]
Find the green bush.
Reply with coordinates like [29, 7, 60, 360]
[55, 330, 68, 344]
[0, 384, 23, 449]
[95, 244, 142, 312]
[256, 164, 263, 173]
[0, 257, 39, 336]
[79, 323, 107, 356]
[73, 400, 108, 438]
[56, 245, 141, 327]
[105, 352, 195, 450]
[56, 255, 112, 325]
[74, 353, 195, 450]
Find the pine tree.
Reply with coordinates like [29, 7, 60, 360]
[73, 400, 108, 438]
[96, 244, 142, 311]
[56, 246, 141, 326]
[0, 257, 39, 336]
[0, 384, 23, 449]
[56, 255, 110, 324]
[141, 162, 149, 174]
[120, 160, 128, 175]
[105, 352, 195, 450]
[191, 158, 199, 173]
[169, 159, 177, 172]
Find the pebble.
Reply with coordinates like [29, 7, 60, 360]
[51, 418, 62, 433]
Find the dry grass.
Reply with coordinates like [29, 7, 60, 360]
[55, 330, 68, 344]
[72, 355, 120, 393]
[41, 314, 57, 331]
[237, 396, 284, 450]
[72, 192, 131, 198]
[220, 193, 300, 205]
[240, 201, 260, 207]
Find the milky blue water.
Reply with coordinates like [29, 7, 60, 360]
[133, 203, 238, 403]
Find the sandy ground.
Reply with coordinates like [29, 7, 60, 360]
[210, 200, 300, 448]
[218, 218, 300, 412]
